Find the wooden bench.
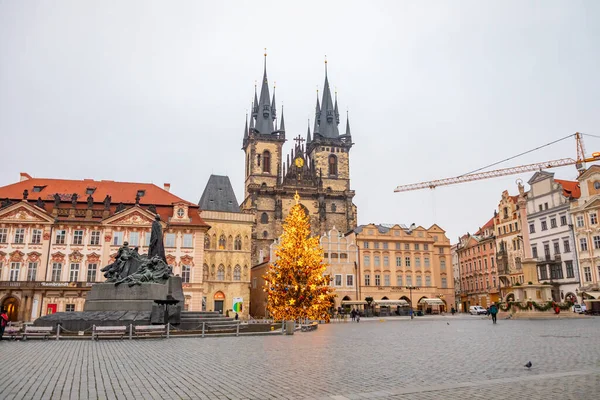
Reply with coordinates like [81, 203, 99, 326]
[23, 326, 53, 340]
[301, 322, 319, 332]
[4, 326, 22, 340]
[134, 325, 167, 338]
[92, 325, 126, 340]
[207, 323, 239, 331]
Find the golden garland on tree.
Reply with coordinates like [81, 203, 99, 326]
[263, 192, 335, 322]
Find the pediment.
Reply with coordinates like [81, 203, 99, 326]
[0, 202, 54, 224]
[527, 171, 554, 185]
[581, 197, 600, 211]
[103, 207, 157, 226]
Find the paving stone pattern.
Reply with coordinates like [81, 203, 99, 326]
[0, 316, 599, 399]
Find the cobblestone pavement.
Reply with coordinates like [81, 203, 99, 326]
[0, 316, 599, 399]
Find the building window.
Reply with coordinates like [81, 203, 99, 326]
[0, 228, 8, 243]
[396, 275, 403, 286]
[383, 242, 388, 250]
[439, 247, 444, 254]
[182, 265, 191, 283]
[440, 259, 446, 270]
[87, 263, 97, 282]
[363, 255, 370, 266]
[262, 231, 268, 239]
[328, 154, 338, 176]
[374, 274, 381, 286]
[539, 220, 547, 231]
[165, 233, 176, 248]
[563, 239, 571, 253]
[550, 264, 563, 280]
[550, 218, 557, 228]
[594, 236, 600, 250]
[580, 238, 588, 251]
[112, 231, 123, 246]
[560, 215, 567, 226]
[52, 263, 62, 281]
[552, 241, 560, 255]
[423, 257, 430, 268]
[13, 228, 25, 244]
[261, 213, 269, 224]
[374, 242, 380, 249]
[383, 256, 389, 267]
[441, 277, 447, 288]
[425, 276, 431, 286]
[346, 275, 354, 287]
[204, 236, 210, 249]
[334, 274, 342, 286]
[126, 232, 138, 247]
[529, 223, 535, 234]
[9, 262, 20, 281]
[538, 265, 548, 280]
[364, 242, 369, 249]
[234, 235, 242, 250]
[69, 263, 80, 282]
[262, 150, 271, 173]
[404, 243, 410, 250]
[374, 256, 380, 267]
[364, 274, 370, 286]
[384, 275, 390, 286]
[405, 257, 411, 267]
[233, 265, 241, 281]
[583, 266, 592, 282]
[395, 243, 401, 250]
[56, 230, 66, 245]
[406, 275, 412, 286]
[65, 304, 75, 312]
[396, 257, 402, 267]
[424, 244, 429, 251]
[72, 230, 83, 245]
[565, 261, 574, 278]
[576, 216, 585, 227]
[145, 232, 152, 247]
[27, 262, 37, 281]
[415, 257, 421, 267]
[416, 275, 422, 286]
[591, 213, 598, 225]
[90, 231, 100, 246]
[182, 233, 193, 248]
[217, 265, 225, 281]
[544, 243, 551, 259]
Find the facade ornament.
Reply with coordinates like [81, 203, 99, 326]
[135, 193, 141, 205]
[36, 197, 45, 209]
[53, 193, 61, 207]
[23, 189, 29, 200]
[148, 204, 157, 214]
[116, 203, 125, 212]
[87, 195, 94, 209]
[103, 195, 111, 210]
[71, 193, 78, 208]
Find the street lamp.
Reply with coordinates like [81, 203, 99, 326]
[406, 286, 419, 319]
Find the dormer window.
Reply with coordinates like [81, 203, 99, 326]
[137, 190, 145, 197]
[32, 186, 45, 192]
[177, 208, 185, 218]
[86, 187, 96, 195]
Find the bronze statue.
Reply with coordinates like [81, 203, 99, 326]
[23, 189, 29, 200]
[100, 241, 144, 282]
[148, 214, 166, 263]
[53, 193, 61, 207]
[114, 256, 172, 287]
[103, 195, 111, 210]
[87, 195, 94, 208]
[71, 193, 78, 207]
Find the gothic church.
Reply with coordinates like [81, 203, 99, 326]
[241, 57, 357, 265]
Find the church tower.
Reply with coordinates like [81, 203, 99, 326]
[241, 56, 357, 266]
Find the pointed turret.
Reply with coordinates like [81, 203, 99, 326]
[345, 112, 351, 136]
[334, 91, 340, 124]
[252, 84, 258, 118]
[243, 113, 249, 139]
[313, 92, 321, 134]
[279, 106, 285, 132]
[254, 52, 275, 134]
[271, 84, 277, 121]
[306, 120, 312, 143]
[316, 59, 340, 138]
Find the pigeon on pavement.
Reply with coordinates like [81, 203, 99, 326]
[524, 361, 532, 369]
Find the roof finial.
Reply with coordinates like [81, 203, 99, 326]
[264, 48, 267, 71]
[324, 55, 328, 76]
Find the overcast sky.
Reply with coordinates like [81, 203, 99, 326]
[1, 1, 599, 242]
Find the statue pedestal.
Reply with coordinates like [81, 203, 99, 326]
[84, 282, 170, 312]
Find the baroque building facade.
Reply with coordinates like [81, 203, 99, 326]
[355, 223, 454, 312]
[199, 175, 253, 318]
[457, 217, 499, 311]
[571, 165, 600, 299]
[241, 57, 357, 266]
[0, 173, 209, 322]
[526, 171, 580, 303]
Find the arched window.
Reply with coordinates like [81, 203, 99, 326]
[234, 265, 241, 281]
[328, 154, 337, 176]
[218, 234, 226, 250]
[182, 265, 191, 283]
[262, 150, 271, 173]
[234, 235, 242, 250]
[204, 236, 210, 249]
[203, 264, 209, 280]
[261, 213, 269, 224]
[217, 265, 225, 281]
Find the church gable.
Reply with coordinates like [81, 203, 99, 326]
[103, 207, 157, 226]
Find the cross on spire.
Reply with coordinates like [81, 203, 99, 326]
[293, 135, 305, 146]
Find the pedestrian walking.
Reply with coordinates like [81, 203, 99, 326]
[356, 313, 360, 323]
[489, 303, 498, 324]
[234, 313, 239, 320]
[0, 308, 8, 340]
[451, 307, 456, 316]
[350, 309, 356, 322]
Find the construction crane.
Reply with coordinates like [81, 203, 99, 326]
[394, 132, 600, 192]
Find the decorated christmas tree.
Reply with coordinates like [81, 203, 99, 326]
[263, 193, 335, 322]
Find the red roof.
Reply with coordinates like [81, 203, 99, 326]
[0, 174, 192, 206]
[475, 216, 495, 235]
[555, 179, 581, 199]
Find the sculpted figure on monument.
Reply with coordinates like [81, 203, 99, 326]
[101, 241, 144, 282]
[114, 256, 172, 287]
[149, 214, 167, 263]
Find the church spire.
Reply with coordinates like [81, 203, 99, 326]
[252, 82, 258, 119]
[334, 90, 340, 124]
[254, 50, 275, 134]
[316, 57, 340, 138]
[313, 90, 320, 134]
[306, 119, 312, 143]
[279, 105, 285, 132]
[345, 111, 351, 136]
[244, 113, 248, 139]
[271, 82, 277, 121]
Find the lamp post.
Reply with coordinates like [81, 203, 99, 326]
[406, 286, 418, 319]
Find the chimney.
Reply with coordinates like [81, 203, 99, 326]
[20, 172, 32, 182]
[164, 183, 171, 192]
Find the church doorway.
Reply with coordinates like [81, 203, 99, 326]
[2, 296, 19, 322]
[214, 291, 225, 314]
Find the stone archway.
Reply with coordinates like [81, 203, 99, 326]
[505, 293, 515, 302]
[213, 291, 225, 315]
[1, 296, 20, 322]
